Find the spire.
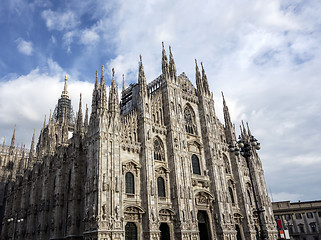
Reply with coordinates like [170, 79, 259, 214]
[9, 125, 16, 153]
[195, 59, 203, 94]
[241, 120, 247, 139]
[222, 92, 232, 127]
[48, 109, 52, 126]
[108, 68, 119, 114]
[138, 55, 147, 97]
[43, 115, 46, 128]
[201, 62, 210, 95]
[95, 70, 99, 90]
[169, 45, 177, 81]
[162, 42, 169, 80]
[246, 122, 252, 136]
[61, 74, 69, 98]
[84, 104, 89, 131]
[76, 93, 83, 133]
[29, 129, 35, 160]
[111, 68, 116, 88]
[100, 65, 105, 86]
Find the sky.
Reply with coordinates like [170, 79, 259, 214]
[0, 0, 320, 202]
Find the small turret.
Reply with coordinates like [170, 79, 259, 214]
[138, 55, 147, 97]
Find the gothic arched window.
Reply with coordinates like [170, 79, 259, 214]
[229, 187, 235, 204]
[125, 172, 135, 194]
[192, 154, 201, 175]
[154, 138, 164, 161]
[157, 177, 166, 197]
[184, 106, 197, 135]
[125, 222, 137, 240]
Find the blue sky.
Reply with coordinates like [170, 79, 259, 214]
[0, 0, 321, 202]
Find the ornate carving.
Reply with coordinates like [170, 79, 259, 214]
[195, 191, 214, 206]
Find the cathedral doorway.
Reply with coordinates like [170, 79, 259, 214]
[235, 224, 243, 240]
[125, 222, 137, 240]
[197, 211, 211, 240]
[159, 223, 170, 240]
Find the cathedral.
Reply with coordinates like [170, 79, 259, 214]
[0, 44, 278, 240]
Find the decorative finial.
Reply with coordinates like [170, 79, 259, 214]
[61, 73, 69, 98]
[246, 122, 252, 136]
[100, 65, 105, 85]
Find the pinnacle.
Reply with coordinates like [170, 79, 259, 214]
[61, 74, 69, 99]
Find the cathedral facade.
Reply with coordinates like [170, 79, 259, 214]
[0, 45, 278, 240]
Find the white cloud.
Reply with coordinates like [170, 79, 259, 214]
[80, 29, 100, 45]
[16, 38, 33, 56]
[41, 10, 79, 31]
[0, 59, 92, 148]
[3, 0, 321, 202]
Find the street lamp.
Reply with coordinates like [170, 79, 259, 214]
[7, 215, 24, 240]
[229, 130, 268, 240]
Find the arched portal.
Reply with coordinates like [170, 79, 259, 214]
[197, 211, 211, 240]
[160, 223, 170, 240]
[125, 222, 137, 240]
[235, 224, 243, 240]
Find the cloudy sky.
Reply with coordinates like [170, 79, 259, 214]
[0, 0, 320, 202]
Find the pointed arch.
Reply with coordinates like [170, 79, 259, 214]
[125, 222, 137, 240]
[184, 104, 197, 135]
[228, 186, 235, 204]
[191, 154, 201, 175]
[125, 172, 135, 194]
[157, 177, 166, 197]
[153, 137, 165, 161]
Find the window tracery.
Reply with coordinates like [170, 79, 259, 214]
[154, 138, 164, 161]
[184, 106, 197, 134]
